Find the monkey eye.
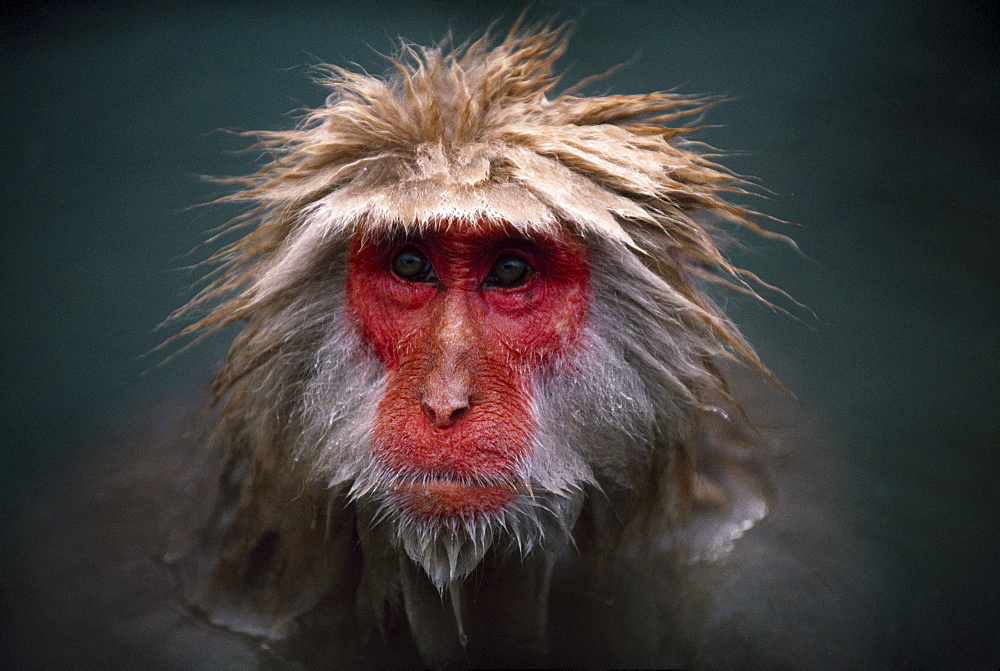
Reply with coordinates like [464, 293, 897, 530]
[391, 247, 436, 283]
[486, 254, 534, 288]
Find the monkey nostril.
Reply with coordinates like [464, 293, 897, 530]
[448, 406, 469, 424]
[422, 402, 438, 425]
[422, 399, 469, 428]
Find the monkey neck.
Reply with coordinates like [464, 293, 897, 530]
[389, 535, 562, 667]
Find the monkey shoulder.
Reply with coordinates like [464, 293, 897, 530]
[3, 401, 366, 669]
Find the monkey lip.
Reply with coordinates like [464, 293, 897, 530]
[390, 480, 517, 519]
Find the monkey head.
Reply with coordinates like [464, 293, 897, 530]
[179, 23, 773, 649]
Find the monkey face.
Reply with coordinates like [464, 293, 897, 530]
[345, 222, 590, 524]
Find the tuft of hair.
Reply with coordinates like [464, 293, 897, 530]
[176, 21, 774, 379]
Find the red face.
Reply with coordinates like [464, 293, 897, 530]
[346, 222, 590, 522]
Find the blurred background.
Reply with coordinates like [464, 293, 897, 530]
[2, 1, 996, 666]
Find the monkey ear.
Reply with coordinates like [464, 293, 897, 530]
[669, 396, 774, 563]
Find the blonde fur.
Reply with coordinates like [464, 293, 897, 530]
[178, 23, 769, 373]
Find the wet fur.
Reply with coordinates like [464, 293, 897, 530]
[5, 22, 873, 669]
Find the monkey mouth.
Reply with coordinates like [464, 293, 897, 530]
[390, 479, 518, 520]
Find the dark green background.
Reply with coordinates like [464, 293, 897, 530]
[2, 1, 997, 665]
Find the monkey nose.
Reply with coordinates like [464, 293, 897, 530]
[420, 365, 473, 428]
[421, 394, 470, 428]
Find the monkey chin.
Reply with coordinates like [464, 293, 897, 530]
[390, 479, 518, 519]
[385, 478, 518, 590]
[380, 475, 581, 592]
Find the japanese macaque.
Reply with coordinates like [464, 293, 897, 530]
[8, 23, 872, 669]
